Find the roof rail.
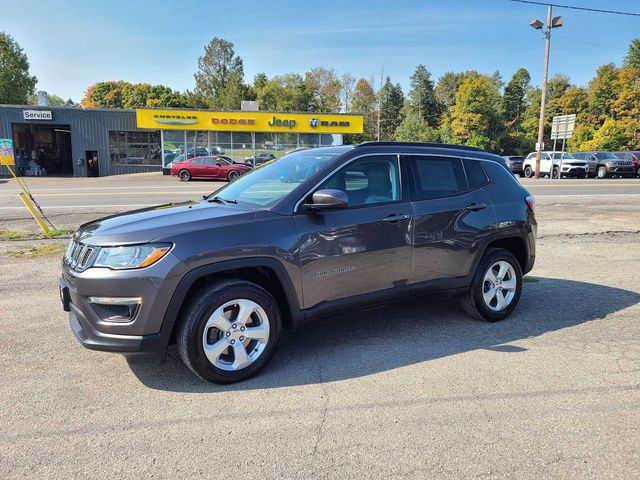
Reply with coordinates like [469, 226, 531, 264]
[356, 141, 483, 152]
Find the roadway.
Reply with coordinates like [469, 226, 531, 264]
[1, 173, 639, 213]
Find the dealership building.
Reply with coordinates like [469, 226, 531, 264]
[0, 105, 363, 177]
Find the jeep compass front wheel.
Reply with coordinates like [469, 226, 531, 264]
[461, 248, 522, 322]
[177, 280, 281, 383]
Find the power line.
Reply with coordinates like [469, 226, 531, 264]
[553, 34, 627, 51]
[510, 0, 640, 17]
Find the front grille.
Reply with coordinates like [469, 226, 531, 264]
[64, 239, 95, 272]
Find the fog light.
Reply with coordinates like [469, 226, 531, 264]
[88, 296, 141, 305]
[88, 297, 141, 323]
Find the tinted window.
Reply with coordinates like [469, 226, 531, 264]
[595, 152, 617, 160]
[318, 155, 400, 207]
[410, 156, 468, 200]
[190, 158, 204, 165]
[464, 159, 489, 189]
[551, 153, 574, 159]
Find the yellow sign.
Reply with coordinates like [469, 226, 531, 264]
[136, 109, 363, 134]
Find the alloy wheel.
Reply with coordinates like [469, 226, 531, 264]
[201, 299, 270, 371]
[482, 261, 517, 312]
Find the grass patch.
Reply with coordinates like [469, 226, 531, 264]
[7, 244, 67, 258]
[0, 228, 74, 240]
[523, 276, 540, 283]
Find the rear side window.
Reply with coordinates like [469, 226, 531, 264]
[463, 159, 489, 189]
[409, 156, 468, 200]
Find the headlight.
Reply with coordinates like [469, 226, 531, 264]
[93, 243, 172, 270]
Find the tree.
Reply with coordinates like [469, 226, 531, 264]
[340, 73, 356, 113]
[304, 67, 341, 112]
[435, 71, 462, 109]
[347, 77, 377, 142]
[502, 68, 531, 129]
[448, 73, 502, 151]
[623, 38, 640, 70]
[253, 73, 311, 111]
[194, 37, 247, 109]
[407, 65, 441, 127]
[0, 32, 37, 104]
[82, 81, 189, 108]
[587, 63, 619, 126]
[379, 77, 404, 140]
[580, 118, 631, 151]
[395, 112, 440, 142]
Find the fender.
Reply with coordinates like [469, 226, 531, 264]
[152, 257, 302, 361]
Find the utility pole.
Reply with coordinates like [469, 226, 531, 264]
[377, 66, 383, 141]
[531, 5, 563, 179]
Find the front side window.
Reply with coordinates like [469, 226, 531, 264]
[317, 155, 400, 207]
[595, 152, 617, 160]
[410, 156, 468, 200]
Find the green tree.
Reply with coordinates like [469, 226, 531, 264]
[194, 37, 247, 109]
[587, 63, 619, 126]
[395, 112, 440, 142]
[0, 32, 37, 104]
[435, 71, 462, 109]
[379, 77, 404, 141]
[407, 65, 441, 127]
[580, 118, 631, 150]
[502, 68, 531, 129]
[82, 81, 189, 108]
[304, 67, 342, 112]
[347, 77, 377, 142]
[623, 38, 640, 70]
[253, 73, 311, 111]
[448, 73, 502, 151]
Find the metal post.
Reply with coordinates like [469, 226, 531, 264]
[560, 134, 567, 180]
[534, 5, 553, 179]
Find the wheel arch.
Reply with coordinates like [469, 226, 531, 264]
[156, 257, 302, 360]
[472, 233, 530, 278]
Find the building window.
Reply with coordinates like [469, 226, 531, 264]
[109, 131, 161, 166]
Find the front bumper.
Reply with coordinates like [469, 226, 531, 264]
[60, 252, 188, 359]
[606, 166, 634, 175]
[560, 165, 587, 175]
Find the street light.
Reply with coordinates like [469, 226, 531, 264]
[531, 6, 563, 179]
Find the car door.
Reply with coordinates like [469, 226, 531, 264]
[408, 155, 496, 284]
[539, 153, 553, 174]
[188, 158, 206, 178]
[201, 157, 221, 178]
[294, 154, 413, 310]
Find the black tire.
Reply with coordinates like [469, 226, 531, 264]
[227, 170, 239, 182]
[461, 248, 523, 322]
[179, 169, 191, 182]
[524, 165, 533, 178]
[177, 280, 282, 383]
[551, 166, 560, 179]
[597, 166, 608, 179]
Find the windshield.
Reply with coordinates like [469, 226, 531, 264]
[551, 153, 575, 159]
[207, 151, 337, 208]
[595, 152, 617, 160]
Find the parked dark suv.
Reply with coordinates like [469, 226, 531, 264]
[60, 142, 536, 383]
[501, 156, 525, 177]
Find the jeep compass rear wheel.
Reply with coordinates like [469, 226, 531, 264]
[461, 248, 522, 322]
[177, 280, 281, 383]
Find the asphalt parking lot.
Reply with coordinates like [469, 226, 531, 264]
[1, 174, 639, 479]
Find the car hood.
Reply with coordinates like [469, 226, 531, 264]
[75, 200, 256, 246]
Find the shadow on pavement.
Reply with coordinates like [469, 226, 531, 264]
[128, 277, 639, 392]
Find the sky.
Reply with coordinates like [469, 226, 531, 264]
[0, 0, 638, 102]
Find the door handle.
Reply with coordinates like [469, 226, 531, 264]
[464, 203, 487, 212]
[381, 213, 410, 223]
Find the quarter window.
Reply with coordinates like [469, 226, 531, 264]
[317, 155, 400, 207]
[464, 159, 489, 189]
[409, 156, 468, 200]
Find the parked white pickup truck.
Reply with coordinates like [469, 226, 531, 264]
[523, 151, 588, 178]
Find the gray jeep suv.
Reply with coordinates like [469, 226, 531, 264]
[60, 142, 536, 383]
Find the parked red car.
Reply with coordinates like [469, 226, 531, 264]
[171, 156, 251, 182]
[613, 151, 640, 177]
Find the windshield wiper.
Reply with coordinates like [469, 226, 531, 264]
[208, 196, 238, 204]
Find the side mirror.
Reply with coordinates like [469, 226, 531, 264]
[304, 189, 348, 211]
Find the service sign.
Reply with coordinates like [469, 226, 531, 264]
[136, 109, 363, 134]
[23, 110, 52, 121]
